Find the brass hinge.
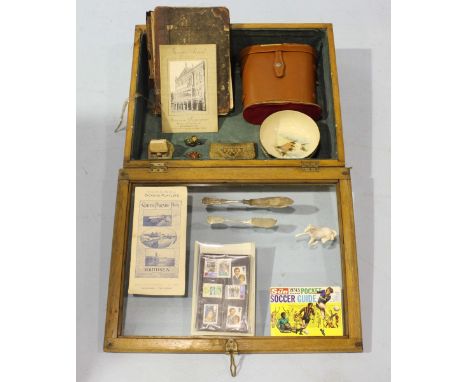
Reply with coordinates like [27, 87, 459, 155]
[149, 162, 168, 173]
[225, 339, 239, 377]
[301, 160, 319, 171]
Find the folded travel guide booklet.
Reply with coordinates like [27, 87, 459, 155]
[269, 286, 343, 336]
[128, 186, 188, 296]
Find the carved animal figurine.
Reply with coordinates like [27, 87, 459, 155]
[295, 224, 337, 247]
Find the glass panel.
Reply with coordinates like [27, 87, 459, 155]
[122, 184, 342, 336]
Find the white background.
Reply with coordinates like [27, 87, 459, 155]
[76, 0, 390, 381]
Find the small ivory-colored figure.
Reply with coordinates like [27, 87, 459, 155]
[295, 224, 337, 247]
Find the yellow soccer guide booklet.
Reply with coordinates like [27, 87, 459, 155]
[270, 286, 343, 336]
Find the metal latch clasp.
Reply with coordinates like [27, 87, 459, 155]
[225, 339, 239, 377]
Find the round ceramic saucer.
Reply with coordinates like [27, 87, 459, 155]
[259, 110, 320, 159]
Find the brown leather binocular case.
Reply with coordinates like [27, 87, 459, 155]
[240, 43, 322, 125]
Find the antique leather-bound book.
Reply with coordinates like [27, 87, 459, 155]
[148, 6, 233, 115]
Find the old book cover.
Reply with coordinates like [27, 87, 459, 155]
[150, 6, 232, 115]
[270, 286, 343, 336]
[160, 44, 218, 133]
[128, 186, 188, 296]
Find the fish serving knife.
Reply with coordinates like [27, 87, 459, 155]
[202, 196, 293, 209]
[207, 216, 278, 228]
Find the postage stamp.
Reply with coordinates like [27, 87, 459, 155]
[231, 266, 247, 285]
[217, 259, 231, 278]
[225, 285, 246, 300]
[225, 306, 242, 328]
[203, 304, 219, 324]
[202, 283, 223, 298]
[203, 259, 217, 278]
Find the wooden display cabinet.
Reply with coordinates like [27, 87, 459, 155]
[104, 23, 362, 356]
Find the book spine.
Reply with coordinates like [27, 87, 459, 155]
[145, 11, 154, 81]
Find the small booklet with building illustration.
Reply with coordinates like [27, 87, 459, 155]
[159, 44, 218, 133]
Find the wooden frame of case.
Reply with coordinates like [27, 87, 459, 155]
[104, 166, 362, 353]
[104, 23, 362, 354]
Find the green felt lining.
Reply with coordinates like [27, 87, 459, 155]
[130, 28, 337, 161]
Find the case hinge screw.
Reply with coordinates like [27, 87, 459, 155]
[225, 338, 239, 377]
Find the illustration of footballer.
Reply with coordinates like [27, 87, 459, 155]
[316, 287, 334, 335]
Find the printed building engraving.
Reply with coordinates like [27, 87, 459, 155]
[170, 60, 206, 112]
